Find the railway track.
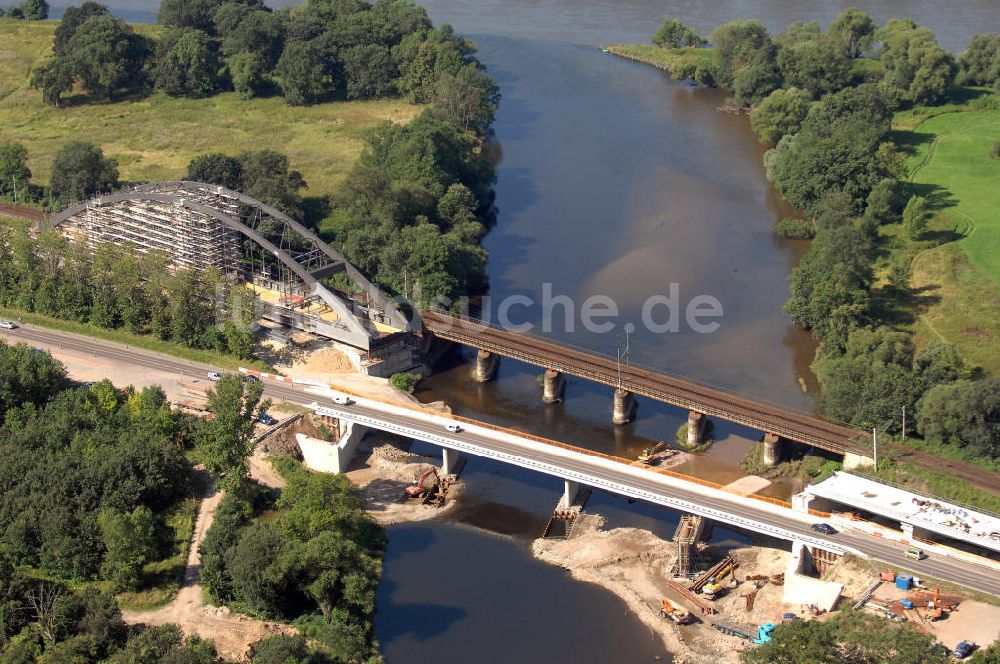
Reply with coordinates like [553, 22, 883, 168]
[421, 311, 866, 455]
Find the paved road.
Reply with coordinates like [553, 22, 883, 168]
[4, 322, 999, 596]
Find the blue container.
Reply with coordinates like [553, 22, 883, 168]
[901, 600, 914, 609]
[896, 575, 913, 590]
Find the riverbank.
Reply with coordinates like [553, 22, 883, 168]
[532, 522, 791, 664]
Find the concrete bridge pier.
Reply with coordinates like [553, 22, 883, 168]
[542, 369, 565, 404]
[612, 388, 637, 424]
[442, 447, 458, 475]
[473, 350, 499, 383]
[763, 433, 782, 468]
[563, 480, 580, 509]
[686, 411, 706, 447]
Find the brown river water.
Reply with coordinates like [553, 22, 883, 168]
[49, 1, 999, 660]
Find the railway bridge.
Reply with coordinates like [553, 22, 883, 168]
[420, 310, 872, 466]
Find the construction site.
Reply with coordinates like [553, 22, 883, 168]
[534, 509, 1000, 664]
[48, 181, 421, 376]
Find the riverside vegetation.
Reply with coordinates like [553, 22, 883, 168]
[608, 13, 1000, 502]
[1, 0, 500, 363]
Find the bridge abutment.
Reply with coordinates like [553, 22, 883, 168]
[843, 451, 875, 470]
[612, 389, 637, 424]
[542, 369, 565, 404]
[686, 411, 706, 447]
[473, 350, 499, 383]
[763, 433, 782, 468]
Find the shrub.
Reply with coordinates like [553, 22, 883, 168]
[391, 372, 422, 393]
[989, 139, 1000, 160]
[773, 217, 816, 239]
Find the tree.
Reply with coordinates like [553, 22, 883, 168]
[187, 153, 243, 189]
[0, 341, 68, 416]
[390, 372, 420, 393]
[30, 58, 75, 108]
[157, 0, 220, 33]
[958, 34, 1000, 89]
[276, 39, 336, 106]
[972, 642, 1000, 664]
[915, 340, 965, 387]
[227, 51, 269, 99]
[828, 8, 877, 58]
[431, 62, 501, 135]
[865, 177, 902, 224]
[97, 507, 155, 591]
[749, 87, 811, 144]
[221, 9, 284, 70]
[53, 1, 111, 57]
[341, 43, 396, 99]
[19, 0, 48, 20]
[0, 142, 31, 200]
[777, 34, 852, 97]
[902, 195, 929, 239]
[250, 635, 315, 664]
[154, 27, 223, 98]
[878, 19, 955, 105]
[49, 141, 119, 206]
[917, 378, 1000, 458]
[652, 18, 706, 49]
[197, 374, 267, 489]
[711, 20, 777, 89]
[64, 14, 152, 100]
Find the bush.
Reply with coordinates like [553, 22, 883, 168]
[773, 217, 816, 239]
[989, 139, 1000, 160]
[390, 372, 422, 393]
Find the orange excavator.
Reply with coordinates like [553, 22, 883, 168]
[405, 467, 441, 500]
[927, 588, 946, 622]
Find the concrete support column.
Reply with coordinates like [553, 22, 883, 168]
[901, 522, 914, 540]
[843, 452, 875, 471]
[563, 480, 579, 509]
[687, 411, 706, 447]
[612, 388, 637, 424]
[473, 350, 499, 383]
[763, 433, 782, 468]
[542, 369, 566, 404]
[792, 492, 813, 514]
[442, 447, 457, 476]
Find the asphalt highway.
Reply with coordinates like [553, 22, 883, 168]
[4, 322, 999, 596]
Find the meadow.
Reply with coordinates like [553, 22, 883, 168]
[0, 18, 421, 194]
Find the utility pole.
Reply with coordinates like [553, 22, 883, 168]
[901, 406, 906, 443]
[11, 175, 18, 204]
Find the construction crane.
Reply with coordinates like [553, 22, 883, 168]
[660, 599, 694, 625]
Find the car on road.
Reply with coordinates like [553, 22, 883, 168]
[258, 413, 278, 425]
[810, 523, 837, 535]
[905, 548, 926, 561]
[332, 395, 353, 405]
[0, 321, 17, 329]
[444, 423, 462, 434]
[207, 372, 221, 381]
[243, 374, 259, 383]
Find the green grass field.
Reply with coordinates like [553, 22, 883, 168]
[890, 106, 1000, 373]
[0, 19, 421, 194]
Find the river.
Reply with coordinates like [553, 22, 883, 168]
[44, 1, 1000, 660]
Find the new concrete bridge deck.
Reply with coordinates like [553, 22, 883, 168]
[421, 311, 867, 455]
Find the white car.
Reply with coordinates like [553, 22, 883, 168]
[207, 372, 221, 381]
[0, 321, 16, 329]
[332, 395, 353, 406]
[445, 423, 463, 434]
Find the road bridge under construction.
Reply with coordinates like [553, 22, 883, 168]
[419, 310, 873, 466]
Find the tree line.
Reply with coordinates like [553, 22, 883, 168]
[648, 12, 1000, 459]
[0, 0, 46, 20]
[29, 0, 500, 122]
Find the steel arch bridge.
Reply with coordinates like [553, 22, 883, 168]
[48, 181, 416, 351]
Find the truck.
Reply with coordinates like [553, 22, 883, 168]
[660, 599, 694, 625]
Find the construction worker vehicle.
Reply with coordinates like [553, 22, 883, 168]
[751, 622, 776, 645]
[660, 599, 694, 625]
[638, 441, 673, 465]
[405, 467, 440, 499]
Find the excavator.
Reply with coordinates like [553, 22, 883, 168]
[660, 599, 694, 625]
[405, 467, 440, 500]
[638, 441, 676, 466]
[702, 558, 738, 600]
[927, 588, 946, 622]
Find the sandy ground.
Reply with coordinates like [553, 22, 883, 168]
[344, 430, 462, 525]
[122, 473, 294, 662]
[721, 475, 772, 496]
